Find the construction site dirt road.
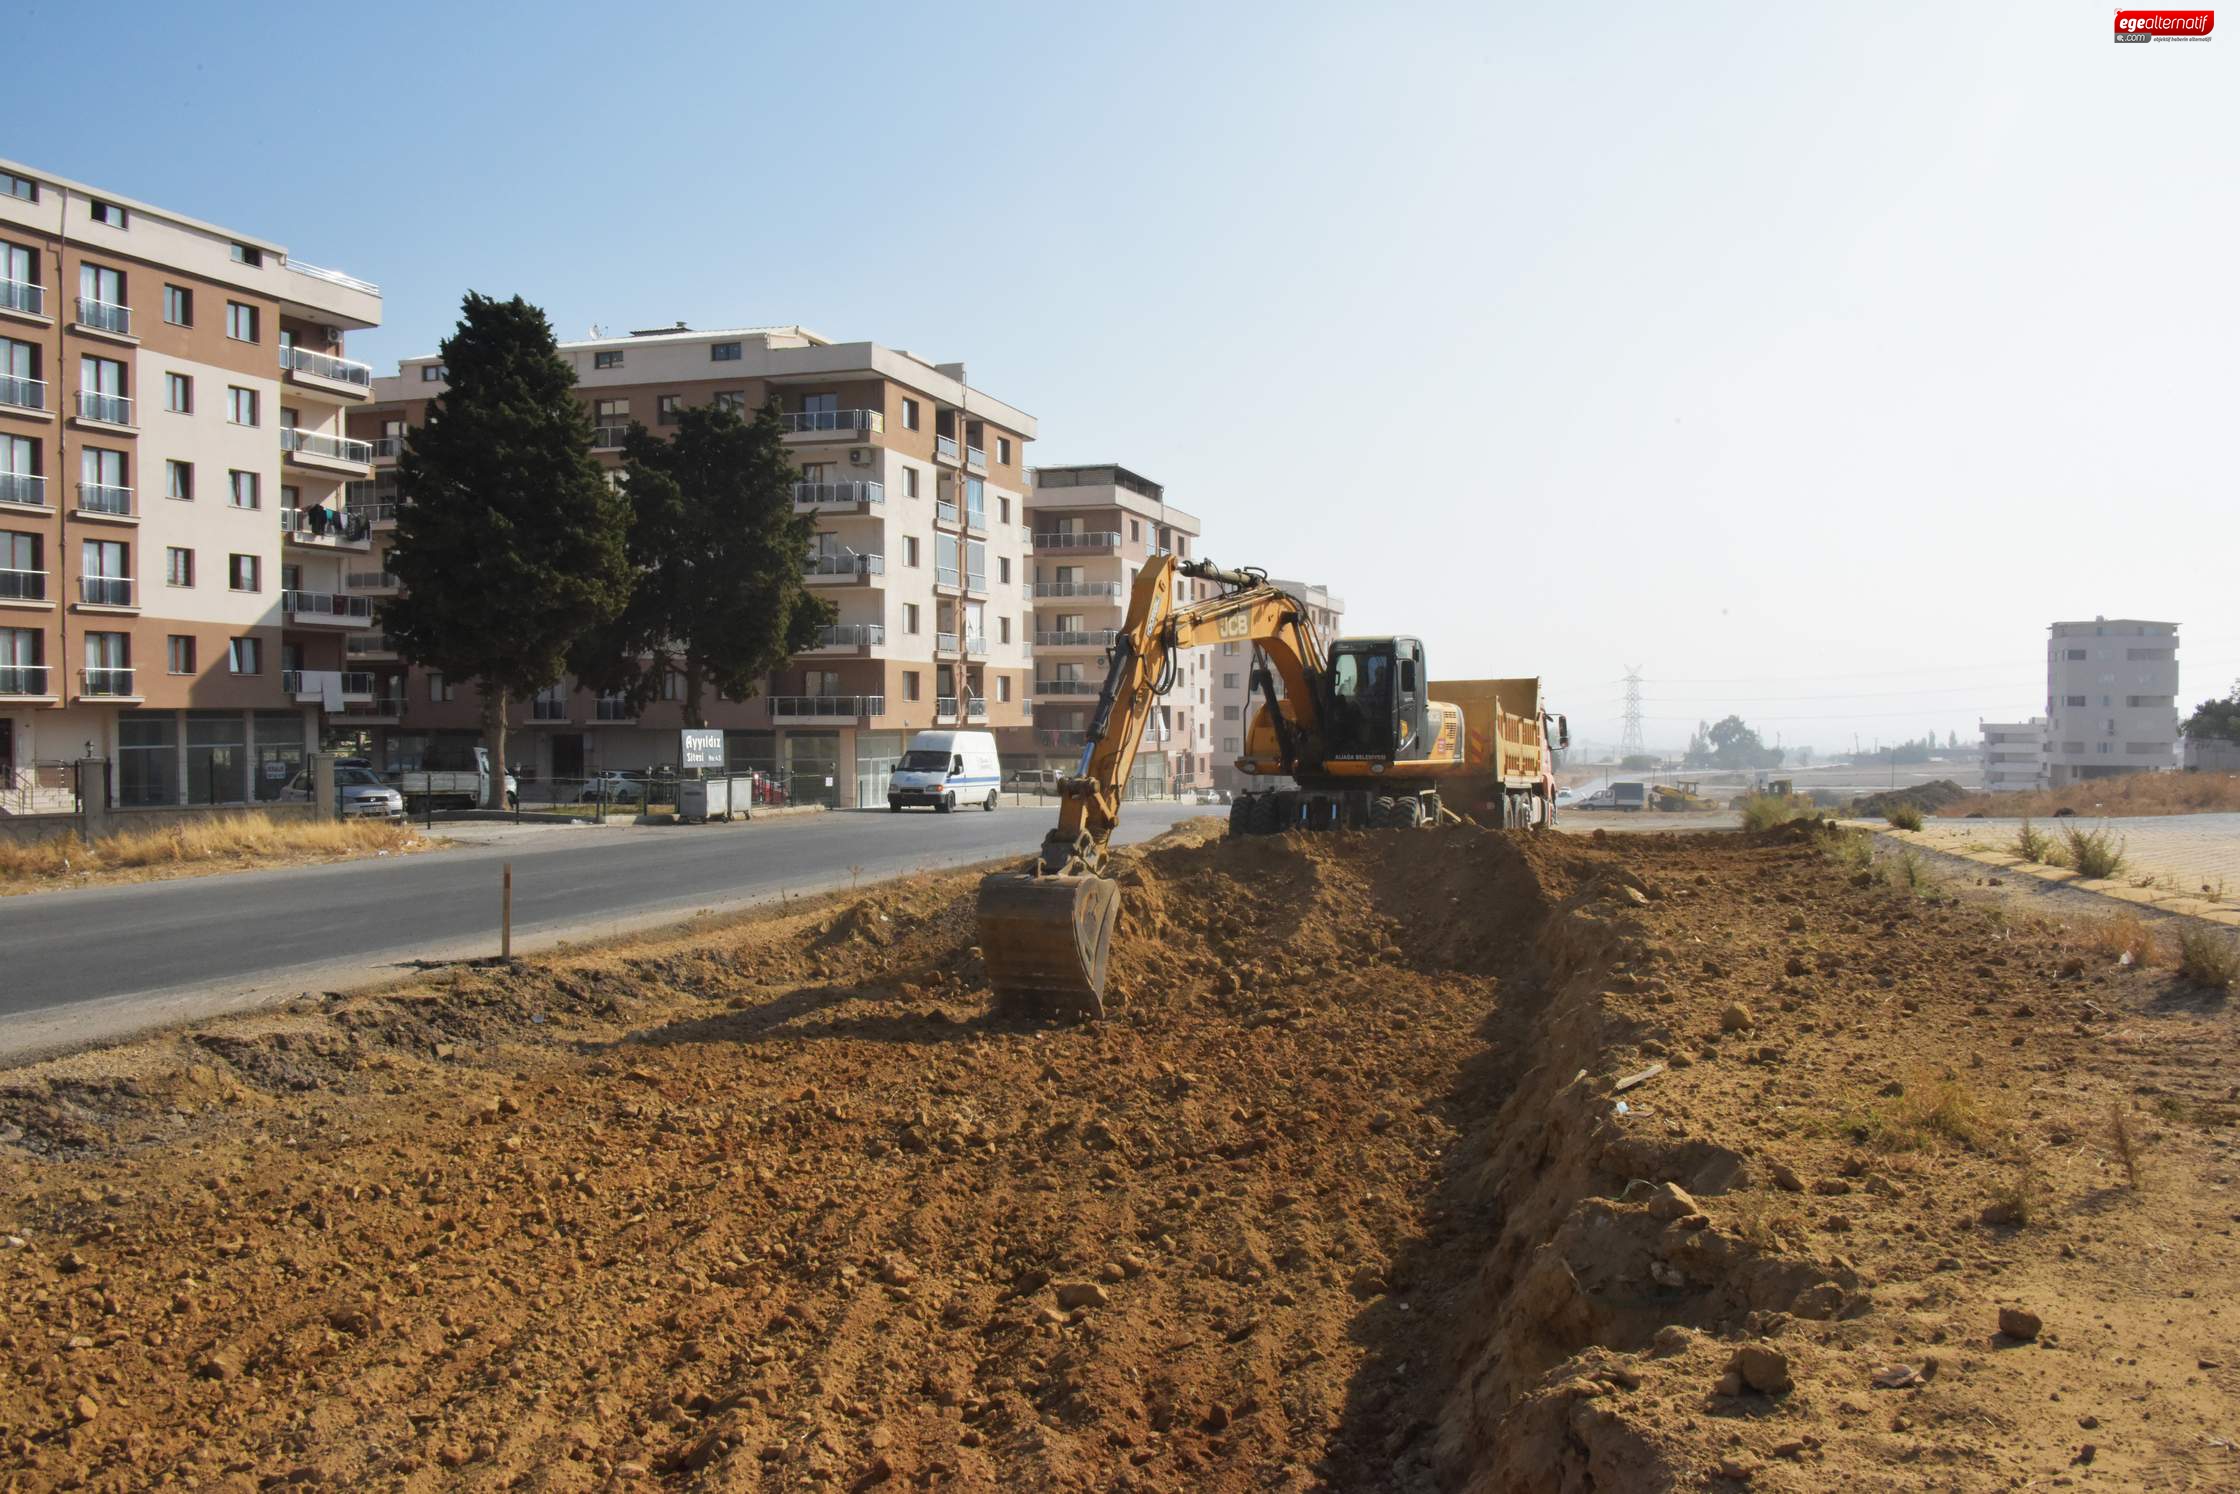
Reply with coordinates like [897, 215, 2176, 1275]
[3, 820, 2235, 1490]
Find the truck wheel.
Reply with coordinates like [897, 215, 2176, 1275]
[938, 793, 954, 814]
[889, 801, 901, 813]
[1368, 795, 1396, 829]
[984, 791, 998, 811]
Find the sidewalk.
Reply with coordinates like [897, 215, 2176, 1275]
[1850, 812, 2240, 928]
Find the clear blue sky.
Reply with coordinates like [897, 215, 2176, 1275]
[14, 0, 2232, 753]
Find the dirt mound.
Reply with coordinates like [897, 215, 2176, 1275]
[1849, 778, 1970, 817]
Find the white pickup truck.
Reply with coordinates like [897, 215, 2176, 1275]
[396, 747, 517, 810]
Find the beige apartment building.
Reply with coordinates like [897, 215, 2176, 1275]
[1013, 465, 1218, 796]
[2043, 617, 2180, 785]
[1207, 578, 1345, 793]
[1, 158, 381, 812]
[1978, 718, 2047, 792]
[349, 327, 1035, 806]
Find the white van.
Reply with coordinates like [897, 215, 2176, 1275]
[889, 730, 1002, 813]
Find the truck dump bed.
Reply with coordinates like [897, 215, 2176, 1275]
[1431, 677, 1546, 786]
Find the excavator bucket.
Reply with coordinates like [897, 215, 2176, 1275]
[975, 870, 1120, 1021]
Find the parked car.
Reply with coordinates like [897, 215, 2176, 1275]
[579, 771, 651, 804]
[280, 766, 404, 820]
[889, 730, 1002, 812]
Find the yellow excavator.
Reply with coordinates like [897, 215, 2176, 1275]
[978, 554, 1506, 1019]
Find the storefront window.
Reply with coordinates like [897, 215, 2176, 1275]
[185, 711, 248, 805]
[117, 712, 177, 807]
[783, 732, 840, 808]
[252, 711, 305, 802]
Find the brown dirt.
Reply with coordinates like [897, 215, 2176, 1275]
[2, 820, 2236, 1490]
[1939, 772, 2240, 820]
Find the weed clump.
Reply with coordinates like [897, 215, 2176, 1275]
[1884, 801, 1926, 832]
[1843, 1073, 2004, 1152]
[2176, 926, 2238, 993]
[2082, 913, 2156, 968]
[2013, 818, 2052, 863]
[1740, 793, 1812, 832]
[2060, 822, 2128, 880]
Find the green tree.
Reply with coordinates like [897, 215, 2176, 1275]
[569, 400, 834, 727]
[2181, 680, 2240, 743]
[1705, 714, 1784, 770]
[383, 294, 631, 805]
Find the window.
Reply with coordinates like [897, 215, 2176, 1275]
[901, 397, 919, 430]
[1223, 737, 1240, 753]
[903, 602, 921, 634]
[656, 395, 681, 425]
[710, 341, 741, 361]
[79, 263, 124, 314]
[91, 199, 127, 228]
[663, 670, 685, 701]
[904, 467, 920, 499]
[2064, 694, 2085, 707]
[903, 670, 921, 702]
[0, 173, 34, 203]
[420, 364, 445, 382]
[228, 637, 261, 674]
[1223, 704, 1242, 721]
[998, 556, 1011, 584]
[999, 496, 1011, 525]
[428, 670, 455, 703]
[998, 437, 1011, 464]
[594, 350, 623, 369]
[80, 446, 126, 500]
[226, 301, 258, 342]
[999, 616, 1011, 643]
[227, 386, 258, 426]
[1222, 673, 1239, 689]
[228, 470, 259, 509]
[713, 390, 744, 414]
[998, 676, 1012, 702]
[2064, 648, 2086, 660]
[167, 636, 195, 674]
[904, 535, 921, 567]
[228, 554, 260, 592]
[163, 285, 192, 325]
[229, 242, 262, 267]
[164, 372, 191, 413]
[166, 547, 194, 586]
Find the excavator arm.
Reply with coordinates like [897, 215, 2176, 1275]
[978, 555, 1330, 1018]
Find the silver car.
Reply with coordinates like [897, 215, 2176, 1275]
[281, 766, 405, 820]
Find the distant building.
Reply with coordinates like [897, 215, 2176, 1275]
[1978, 718, 2046, 792]
[2043, 618, 2179, 785]
[1207, 579, 1344, 794]
[2183, 735, 2240, 773]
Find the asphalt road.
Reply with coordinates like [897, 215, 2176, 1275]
[0, 802, 1211, 1060]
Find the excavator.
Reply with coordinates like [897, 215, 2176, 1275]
[978, 553, 1513, 1019]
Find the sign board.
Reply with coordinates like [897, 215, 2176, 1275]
[679, 729, 725, 769]
[263, 759, 291, 780]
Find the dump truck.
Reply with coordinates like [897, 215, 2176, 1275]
[975, 555, 1566, 1018]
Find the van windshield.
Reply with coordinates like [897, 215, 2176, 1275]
[899, 750, 953, 771]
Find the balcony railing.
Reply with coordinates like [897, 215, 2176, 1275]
[792, 480, 885, 507]
[80, 667, 135, 697]
[778, 409, 883, 437]
[530, 697, 568, 721]
[769, 694, 883, 719]
[804, 553, 885, 579]
[75, 390, 132, 425]
[281, 669, 375, 697]
[936, 565, 960, 588]
[935, 695, 959, 717]
[936, 631, 960, 653]
[936, 499, 960, 524]
[809, 623, 885, 649]
[965, 446, 986, 473]
[76, 482, 133, 517]
[964, 505, 986, 532]
[0, 473, 46, 507]
[281, 427, 374, 464]
[1, 279, 43, 317]
[78, 575, 134, 608]
[0, 375, 45, 411]
[1036, 629, 1120, 649]
[1031, 580, 1124, 599]
[595, 695, 635, 721]
[0, 567, 46, 601]
[965, 635, 989, 656]
[283, 589, 375, 621]
[279, 344, 374, 387]
[0, 664, 50, 695]
[342, 695, 407, 718]
[934, 434, 959, 462]
[369, 436, 404, 460]
[965, 572, 986, 593]
[346, 570, 401, 592]
[1032, 531, 1122, 551]
[75, 297, 131, 336]
[345, 633, 402, 656]
[965, 696, 988, 720]
[1036, 679, 1102, 696]
[280, 506, 372, 542]
[592, 425, 629, 449]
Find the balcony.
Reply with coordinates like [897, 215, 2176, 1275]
[1036, 679, 1103, 697]
[283, 589, 376, 626]
[530, 696, 569, 722]
[965, 635, 989, 657]
[935, 565, 960, 590]
[0, 567, 46, 602]
[74, 297, 132, 338]
[345, 633, 402, 658]
[281, 426, 373, 472]
[0, 374, 45, 412]
[804, 553, 884, 583]
[770, 694, 883, 722]
[936, 630, 961, 653]
[76, 482, 134, 519]
[935, 695, 959, 719]
[778, 409, 883, 439]
[369, 436, 404, 461]
[0, 473, 46, 509]
[1, 279, 44, 319]
[792, 480, 885, 511]
[805, 623, 885, 651]
[936, 499, 960, 525]
[594, 695, 635, 722]
[965, 571, 987, 595]
[1035, 629, 1120, 650]
[340, 694, 407, 723]
[934, 434, 960, 464]
[281, 669, 374, 701]
[74, 390, 133, 427]
[346, 569, 401, 594]
[0, 664, 51, 696]
[278, 344, 374, 396]
[1031, 531, 1122, 553]
[963, 505, 986, 535]
[965, 446, 986, 474]
[77, 575, 135, 609]
[592, 425, 629, 450]
[281, 506, 372, 547]
[1030, 580, 1124, 600]
[80, 666, 136, 698]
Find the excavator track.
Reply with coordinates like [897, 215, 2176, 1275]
[976, 870, 1120, 1021]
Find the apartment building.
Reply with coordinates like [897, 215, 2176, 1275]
[1978, 718, 2047, 792]
[1014, 465, 1216, 795]
[0, 158, 381, 811]
[348, 326, 1035, 806]
[2044, 617, 2180, 785]
[1207, 579, 1345, 794]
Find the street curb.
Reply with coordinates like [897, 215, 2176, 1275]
[1848, 821, 2240, 929]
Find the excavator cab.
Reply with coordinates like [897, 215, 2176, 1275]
[1325, 638, 1430, 761]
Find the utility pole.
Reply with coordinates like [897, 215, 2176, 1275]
[1619, 667, 1646, 762]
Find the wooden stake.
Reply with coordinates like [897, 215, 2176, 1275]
[501, 862, 513, 961]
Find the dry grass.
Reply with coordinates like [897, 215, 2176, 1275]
[1883, 801, 1926, 832]
[1883, 847, 1934, 895]
[2108, 1101, 2144, 1189]
[1741, 793, 1815, 832]
[1987, 1147, 2047, 1227]
[1822, 827, 1875, 873]
[2176, 926, 2239, 993]
[0, 813, 421, 891]
[2061, 822, 2129, 880]
[1939, 772, 2240, 820]
[2012, 818, 2053, 863]
[1840, 1072, 2006, 1153]
[2081, 912, 2157, 969]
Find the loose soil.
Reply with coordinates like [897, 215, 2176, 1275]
[2, 820, 2235, 1490]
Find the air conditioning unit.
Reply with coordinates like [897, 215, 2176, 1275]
[322, 325, 343, 344]
[848, 448, 868, 466]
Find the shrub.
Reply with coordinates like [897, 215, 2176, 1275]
[1883, 801, 1926, 832]
[1884, 848, 1932, 894]
[2176, 926, 2239, 993]
[2012, 818, 2052, 863]
[2061, 822, 2128, 880]
[2082, 913, 2156, 968]
[1822, 827, 1874, 872]
[1741, 793, 1809, 832]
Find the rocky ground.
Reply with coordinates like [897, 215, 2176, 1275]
[1, 819, 2235, 1491]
